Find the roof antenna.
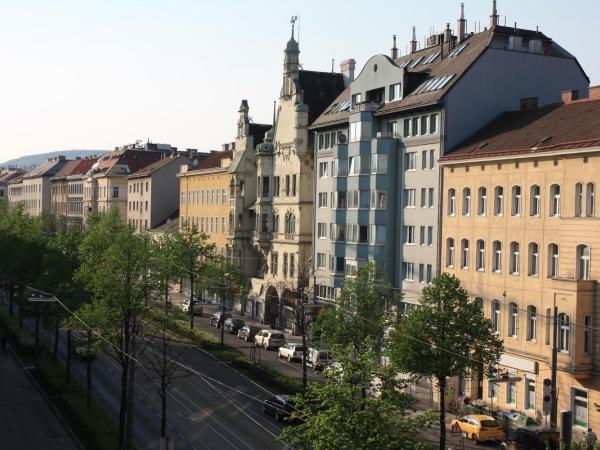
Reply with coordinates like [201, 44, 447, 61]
[331, 50, 335, 73]
[391, 35, 398, 59]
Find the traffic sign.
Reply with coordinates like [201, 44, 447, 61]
[450, 422, 462, 434]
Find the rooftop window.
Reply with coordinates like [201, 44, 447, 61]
[448, 42, 468, 58]
[422, 51, 441, 64]
[413, 74, 454, 95]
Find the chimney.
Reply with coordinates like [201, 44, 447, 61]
[340, 59, 356, 87]
[489, 0, 499, 29]
[561, 90, 579, 104]
[457, 3, 467, 43]
[520, 97, 538, 111]
[410, 26, 417, 53]
[222, 143, 229, 151]
[443, 23, 453, 43]
[391, 35, 398, 59]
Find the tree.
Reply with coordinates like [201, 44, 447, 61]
[280, 343, 430, 450]
[75, 208, 152, 449]
[388, 273, 503, 450]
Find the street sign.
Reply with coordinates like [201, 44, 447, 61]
[542, 378, 552, 415]
[450, 422, 462, 434]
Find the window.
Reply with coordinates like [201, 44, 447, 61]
[586, 183, 595, 216]
[575, 183, 584, 216]
[506, 382, 516, 405]
[347, 190, 360, 208]
[548, 244, 559, 277]
[403, 262, 414, 281]
[284, 212, 296, 235]
[317, 223, 327, 239]
[420, 116, 427, 135]
[528, 243, 539, 276]
[491, 300, 500, 333]
[476, 240, 485, 271]
[429, 114, 438, 134]
[572, 388, 588, 428]
[318, 192, 328, 207]
[584, 315, 592, 355]
[371, 154, 388, 174]
[446, 238, 455, 267]
[319, 162, 329, 178]
[389, 83, 401, 101]
[576, 244, 590, 280]
[403, 119, 410, 137]
[404, 152, 417, 170]
[351, 93, 362, 106]
[418, 264, 425, 283]
[427, 227, 433, 246]
[494, 186, 504, 216]
[428, 188, 434, 208]
[419, 226, 425, 245]
[387, 121, 398, 136]
[292, 175, 297, 196]
[272, 214, 279, 232]
[530, 185, 541, 216]
[349, 156, 361, 175]
[525, 379, 535, 411]
[371, 190, 387, 209]
[462, 188, 471, 215]
[421, 151, 427, 170]
[420, 188, 426, 208]
[404, 226, 415, 244]
[112, 187, 119, 198]
[145, 201, 148, 211]
[492, 241, 502, 272]
[508, 302, 519, 337]
[349, 122, 362, 142]
[527, 306, 537, 341]
[447, 188, 456, 215]
[429, 149, 435, 169]
[545, 308, 552, 346]
[345, 260, 358, 277]
[558, 313, 570, 353]
[488, 381, 498, 399]
[461, 239, 469, 269]
[550, 184, 561, 216]
[511, 186, 522, 216]
[426, 264, 433, 283]
[370, 225, 386, 244]
[478, 187, 487, 216]
[317, 253, 326, 269]
[404, 189, 416, 207]
[509, 242, 520, 274]
[411, 117, 419, 136]
[271, 252, 278, 274]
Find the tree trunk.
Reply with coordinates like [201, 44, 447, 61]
[86, 329, 92, 409]
[8, 286, 14, 317]
[189, 272, 194, 330]
[161, 380, 167, 438]
[53, 319, 59, 362]
[438, 376, 446, 450]
[126, 358, 136, 450]
[66, 329, 72, 382]
[118, 359, 129, 450]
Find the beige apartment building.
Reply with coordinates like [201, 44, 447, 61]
[0, 168, 25, 201]
[64, 157, 99, 229]
[178, 147, 233, 254]
[440, 92, 600, 431]
[127, 154, 189, 233]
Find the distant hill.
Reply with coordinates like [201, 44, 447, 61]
[1, 150, 107, 170]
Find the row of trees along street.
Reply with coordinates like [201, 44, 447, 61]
[0, 204, 245, 449]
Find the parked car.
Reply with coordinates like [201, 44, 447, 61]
[237, 325, 261, 342]
[450, 415, 506, 444]
[500, 427, 559, 450]
[223, 318, 245, 334]
[278, 343, 305, 362]
[180, 299, 203, 316]
[263, 394, 295, 422]
[306, 348, 334, 370]
[496, 410, 538, 430]
[254, 329, 285, 350]
[209, 312, 231, 327]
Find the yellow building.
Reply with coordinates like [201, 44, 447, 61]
[178, 147, 233, 254]
[440, 92, 600, 432]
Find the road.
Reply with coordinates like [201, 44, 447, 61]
[34, 321, 286, 450]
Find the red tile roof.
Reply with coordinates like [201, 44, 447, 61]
[193, 150, 233, 171]
[441, 98, 600, 161]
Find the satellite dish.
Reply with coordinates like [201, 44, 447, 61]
[192, 159, 198, 166]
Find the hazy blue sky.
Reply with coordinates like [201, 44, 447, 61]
[1, 0, 598, 161]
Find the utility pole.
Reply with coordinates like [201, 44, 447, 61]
[189, 271, 195, 330]
[86, 328, 93, 409]
[550, 305, 558, 429]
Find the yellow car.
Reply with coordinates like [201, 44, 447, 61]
[450, 414, 506, 444]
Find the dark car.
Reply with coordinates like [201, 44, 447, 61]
[500, 427, 560, 450]
[237, 325, 261, 342]
[209, 312, 231, 327]
[223, 318, 245, 334]
[263, 395, 296, 422]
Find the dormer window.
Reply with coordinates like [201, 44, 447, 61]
[389, 83, 402, 101]
[351, 93, 362, 107]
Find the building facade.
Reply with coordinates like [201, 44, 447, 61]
[0, 169, 25, 201]
[440, 93, 600, 431]
[127, 154, 189, 233]
[311, 4, 589, 308]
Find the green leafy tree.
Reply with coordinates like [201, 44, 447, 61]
[75, 208, 152, 449]
[388, 273, 503, 450]
[280, 343, 430, 450]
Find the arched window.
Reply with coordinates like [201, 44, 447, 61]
[476, 240, 485, 271]
[509, 242, 520, 274]
[492, 240, 502, 272]
[461, 239, 470, 269]
[446, 238, 455, 267]
[548, 243, 559, 278]
[448, 188, 456, 216]
[284, 212, 296, 235]
[462, 188, 471, 216]
[575, 183, 584, 217]
[576, 244, 590, 280]
[272, 214, 280, 233]
[530, 185, 541, 216]
[528, 242, 539, 276]
[508, 302, 519, 337]
[558, 313, 570, 353]
[587, 183, 595, 217]
[491, 300, 500, 333]
[511, 185, 522, 216]
[478, 187, 487, 216]
[494, 186, 504, 216]
[549, 184, 561, 216]
[527, 306, 537, 341]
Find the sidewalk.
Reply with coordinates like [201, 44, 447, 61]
[0, 346, 79, 450]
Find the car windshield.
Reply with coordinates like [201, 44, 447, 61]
[480, 420, 500, 428]
[271, 333, 284, 339]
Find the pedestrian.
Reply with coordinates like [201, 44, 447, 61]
[1, 334, 6, 353]
[586, 428, 598, 450]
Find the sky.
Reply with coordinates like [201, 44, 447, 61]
[1, 0, 598, 162]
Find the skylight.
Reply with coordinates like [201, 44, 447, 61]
[412, 74, 455, 95]
[327, 99, 351, 115]
[398, 60, 412, 68]
[409, 56, 424, 68]
[422, 51, 441, 65]
[448, 43, 468, 58]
